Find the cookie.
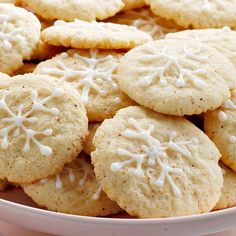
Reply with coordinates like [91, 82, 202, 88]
[0, 3, 41, 74]
[83, 123, 100, 155]
[91, 106, 223, 218]
[0, 74, 88, 184]
[145, 0, 236, 29]
[205, 89, 236, 172]
[34, 49, 134, 121]
[13, 63, 37, 75]
[122, 0, 145, 11]
[166, 27, 236, 70]
[0, 72, 10, 81]
[23, 153, 121, 216]
[108, 7, 181, 40]
[117, 39, 235, 116]
[42, 20, 152, 50]
[0, 178, 8, 191]
[29, 17, 64, 61]
[20, 0, 124, 22]
[213, 162, 236, 211]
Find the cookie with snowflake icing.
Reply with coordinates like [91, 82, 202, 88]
[0, 178, 8, 191]
[0, 74, 88, 184]
[23, 153, 121, 216]
[213, 162, 236, 210]
[117, 39, 235, 116]
[42, 20, 152, 50]
[205, 89, 236, 172]
[83, 123, 100, 155]
[145, 0, 236, 29]
[122, 0, 145, 11]
[166, 27, 236, 73]
[0, 4, 40, 75]
[34, 49, 134, 121]
[20, 0, 124, 22]
[108, 7, 181, 40]
[91, 106, 222, 218]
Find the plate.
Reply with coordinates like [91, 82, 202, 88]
[0, 188, 236, 236]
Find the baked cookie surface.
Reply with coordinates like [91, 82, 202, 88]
[0, 3, 40, 74]
[213, 162, 236, 210]
[91, 106, 223, 218]
[42, 20, 152, 50]
[117, 39, 234, 116]
[0, 74, 88, 183]
[108, 7, 181, 40]
[20, 0, 124, 21]
[166, 27, 236, 71]
[23, 154, 121, 216]
[205, 89, 236, 172]
[34, 49, 134, 121]
[122, 0, 145, 11]
[145, 0, 236, 29]
[0, 178, 8, 191]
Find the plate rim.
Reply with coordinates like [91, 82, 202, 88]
[1, 197, 236, 225]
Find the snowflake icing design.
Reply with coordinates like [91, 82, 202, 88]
[41, 50, 119, 104]
[136, 44, 208, 89]
[0, 89, 63, 156]
[217, 89, 236, 143]
[111, 118, 198, 197]
[0, 13, 26, 51]
[40, 158, 102, 200]
[130, 10, 177, 39]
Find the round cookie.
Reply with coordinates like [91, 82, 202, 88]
[83, 123, 100, 155]
[145, 0, 236, 29]
[108, 7, 181, 40]
[0, 74, 88, 184]
[0, 178, 8, 191]
[13, 63, 38, 75]
[122, 0, 145, 11]
[0, 72, 11, 81]
[166, 27, 236, 70]
[23, 153, 121, 216]
[0, 3, 41, 74]
[117, 39, 234, 116]
[205, 89, 236, 172]
[91, 106, 223, 218]
[34, 49, 134, 122]
[213, 162, 236, 211]
[42, 20, 152, 50]
[20, 0, 124, 22]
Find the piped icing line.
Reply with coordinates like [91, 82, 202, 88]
[40, 158, 102, 200]
[0, 89, 63, 156]
[0, 11, 27, 52]
[40, 50, 119, 104]
[111, 118, 198, 197]
[137, 44, 208, 89]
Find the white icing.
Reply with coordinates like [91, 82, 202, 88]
[40, 50, 119, 104]
[92, 185, 102, 200]
[0, 89, 63, 156]
[131, 10, 177, 40]
[137, 44, 208, 89]
[111, 118, 198, 197]
[0, 12, 26, 52]
[41, 157, 102, 200]
[54, 19, 138, 33]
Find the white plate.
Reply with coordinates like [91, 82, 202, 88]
[0, 188, 236, 236]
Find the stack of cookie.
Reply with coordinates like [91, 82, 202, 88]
[0, 0, 236, 218]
